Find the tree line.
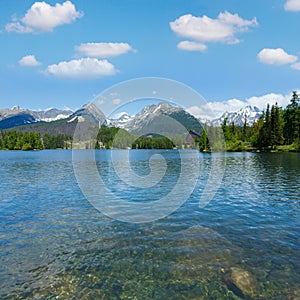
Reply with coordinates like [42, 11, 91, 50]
[0, 131, 72, 150]
[95, 126, 176, 149]
[199, 91, 300, 152]
[1, 92, 299, 151]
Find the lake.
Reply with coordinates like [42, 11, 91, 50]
[0, 150, 299, 299]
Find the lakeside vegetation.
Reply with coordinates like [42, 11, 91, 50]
[95, 92, 299, 152]
[200, 91, 300, 152]
[1, 92, 299, 152]
[0, 131, 72, 150]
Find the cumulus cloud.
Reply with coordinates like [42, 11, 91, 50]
[19, 55, 41, 67]
[177, 41, 207, 52]
[187, 92, 295, 120]
[186, 106, 204, 117]
[112, 98, 121, 105]
[258, 48, 298, 65]
[246, 93, 292, 109]
[45, 58, 117, 79]
[6, 1, 83, 33]
[75, 42, 135, 58]
[196, 98, 246, 120]
[170, 11, 258, 51]
[291, 62, 300, 70]
[284, 0, 300, 11]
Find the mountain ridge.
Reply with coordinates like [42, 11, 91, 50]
[107, 103, 264, 129]
[0, 103, 264, 132]
[209, 105, 263, 127]
[108, 102, 203, 135]
[0, 106, 73, 129]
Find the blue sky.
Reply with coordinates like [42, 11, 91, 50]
[1, 0, 300, 118]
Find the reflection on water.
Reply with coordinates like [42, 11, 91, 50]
[0, 150, 299, 299]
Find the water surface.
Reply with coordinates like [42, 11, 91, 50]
[0, 150, 299, 299]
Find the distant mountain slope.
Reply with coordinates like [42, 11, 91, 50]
[0, 106, 72, 129]
[69, 103, 106, 125]
[109, 102, 203, 135]
[7, 103, 106, 137]
[0, 113, 36, 129]
[1, 103, 264, 137]
[210, 106, 263, 126]
[33, 108, 73, 122]
[9, 118, 77, 136]
[107, 112, 134, 128]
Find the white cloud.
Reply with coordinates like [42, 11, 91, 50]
[112, 98, 121, 105]
[186, 106, 204, 117]
[246, 93, 292, 109]
[45, 58, 117, 79]
[170, 11, 258, 51]
[111, 112, 129, 119]
[187, 92, 295, 120]
[284, 0, 300, 11]
[97, 99, 105, 105]
[258, 48, 298, 65]
[197, 98, 246, 120]
[177, 41, 207, 52]
[291, 62, 300, 70]
[19, 55, 41, 67]
[6, 1, 83, 33]
[75, 42, 135, 58]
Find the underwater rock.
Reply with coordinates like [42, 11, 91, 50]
[223, 267, 257, 299]
[290, 288, 300, 300]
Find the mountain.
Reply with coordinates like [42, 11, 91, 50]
[107, 112, 134, 128]
[0, 113, 37, 130]
[68, 103, 106, 125]
[6, 103, 106, 138]
[33, 108, 73, 122]
[210, 106, 263, 127]
[108, 102, 203, 135]
[0, 106, 72, 129]
[2, 102, 263, 137]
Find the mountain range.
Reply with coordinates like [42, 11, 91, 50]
[108, 102, 203, 135]
[0, 106, 72, 129]
[209, 106, 263, 127]
[0, 103, 263, 133]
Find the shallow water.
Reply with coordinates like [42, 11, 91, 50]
[0, 150, 299, 299]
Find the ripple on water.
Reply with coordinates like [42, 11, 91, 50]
[0, 150, 299, 299]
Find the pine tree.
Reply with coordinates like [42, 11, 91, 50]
[199, 130, 210, 151]
[283, 91, 300, 144]
[274, 103, 284, 145]
[265, 104, 271, 147]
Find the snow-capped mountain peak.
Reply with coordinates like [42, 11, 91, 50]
[33, 108, 73, 122]
[106, 101, 202, 134]
[0, 106, 73, 129]
[11, 105, 21, 111]
[107, 112, 134, 128]
[211, 105, 263, 126]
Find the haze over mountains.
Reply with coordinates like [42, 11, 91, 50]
[0, 102, 264, 133]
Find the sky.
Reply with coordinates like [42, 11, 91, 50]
[0, 0, 300, 119]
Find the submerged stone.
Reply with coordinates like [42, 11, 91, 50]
[223, 267, 257, 299]
[290, 288, 300, 300]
